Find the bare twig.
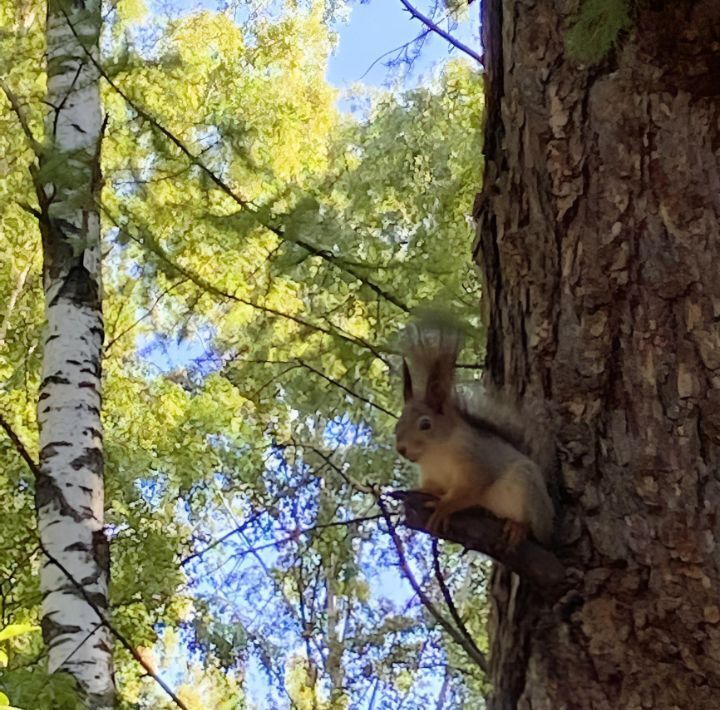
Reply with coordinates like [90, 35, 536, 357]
[377, 497, 488, 672]
[435, 667, 452, 710]
[360, 2, 464, 81]
[284, 443, 376, 496]
[399, 0, 483, 64]
[0, 259, 35, 347]
[180, 515, 383, 567]
[105, 278, 187, 351]
[180, 509, 267, 567]
[0, 80, 42, 153]
[0, 412, 40, 478]
[296, 359, 397, 418]
[359, 27, 431, 80]
[431, 539, 484, 661]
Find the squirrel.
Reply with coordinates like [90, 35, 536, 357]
[394, 312, 554, 547]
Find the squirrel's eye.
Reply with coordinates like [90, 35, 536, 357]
[417, 416, 432, 431]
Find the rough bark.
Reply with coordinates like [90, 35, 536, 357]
[475, 1, 720, 708]
[36, 0, 114, 705]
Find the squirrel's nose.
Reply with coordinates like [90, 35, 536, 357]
[397, 443, 407, 457]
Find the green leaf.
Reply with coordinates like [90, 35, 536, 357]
[566, 0, 632, 63]
[0, 625, 40, 643]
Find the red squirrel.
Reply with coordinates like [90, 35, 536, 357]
[394, 314, 554, 547]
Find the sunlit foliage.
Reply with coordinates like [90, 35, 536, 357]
[0, 1, 487, 706]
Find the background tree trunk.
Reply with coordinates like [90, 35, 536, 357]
[36, 0, 114, 704]
[475, 1, 720, 707]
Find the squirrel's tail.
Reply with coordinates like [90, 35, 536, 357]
[524, 461, 555, 545]
[457, 382, 556, 478]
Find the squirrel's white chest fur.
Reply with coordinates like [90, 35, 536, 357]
[417, 433, 470, 493]
[418, 444, 463, 495]
[416, 433, 528, 524]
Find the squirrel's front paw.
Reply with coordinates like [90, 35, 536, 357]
[503, 520, 528, 548]
[424, 499, 451, 536]
[426, 510, 450, 536]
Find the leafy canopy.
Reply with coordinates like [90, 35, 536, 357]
[0, 1, 487, 707]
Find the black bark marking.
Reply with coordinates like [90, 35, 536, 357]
[35, 472, 87, 522]
[40, 441, 72, 459]
[42, 374, 71, 387]
[65, 541, 91, 552]
[73, 403, 100, 416]
[51, 264, 101, 309]
[42, 616, 82, 644]
[70, 448, 102, 472]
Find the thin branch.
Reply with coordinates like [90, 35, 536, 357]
[0, 258, 36, 347]
[105, 278, 187, 352]
[180, 509, 267, 567]
[295, 444, 377, 496]
[39, 543, 190, 710]
[359, 2, 463, 81]
[180, 515, 383, 567]
[295, 558, 319, 707]
[377, 497, 488, 673]
[399, 0, 483, 64]
[0, 80, 42, 153]
[102, 206, 392, 366]
[296, 359, 397, 418]
[392, 490, 566, 590]
[287, 235, 410, 313]
[431, 538, 485, 662]
[224, 357, 388, 417]
[367, 677, 380, 709]
[434, 667, 452, 710]
[0, 412, 40, 478]
[359, 27, 431, 80]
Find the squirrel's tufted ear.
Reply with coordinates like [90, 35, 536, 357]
[426, 360, 449, 413]
[402, 359, 413, 402]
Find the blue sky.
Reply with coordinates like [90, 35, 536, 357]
[327, 1, 479, 92]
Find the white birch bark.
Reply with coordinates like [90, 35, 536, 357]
[325, 573, 345, 704]
[36, 0, 114, 705]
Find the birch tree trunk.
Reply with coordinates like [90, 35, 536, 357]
[475, 0, 720, 707]
[325, 572, 346, 706]
[36, 0, 114, 704]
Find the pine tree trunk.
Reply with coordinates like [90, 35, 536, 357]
[36, 0, 114, 704]
[475, 1, 720, 707]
